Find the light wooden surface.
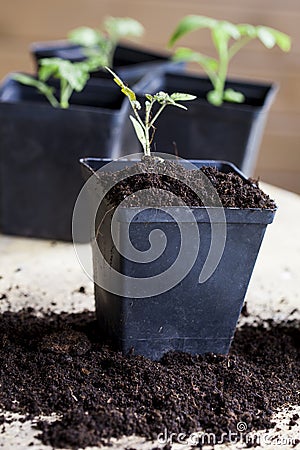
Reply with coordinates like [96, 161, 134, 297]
[0, 0, 299, 192]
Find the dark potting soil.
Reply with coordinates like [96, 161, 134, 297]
[98, 157, 276, 210]
[0, 308, 299, 449]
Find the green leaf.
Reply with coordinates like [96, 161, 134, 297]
[269, 28, 291, 52]
[83, 54, 108, 71]
[38, 58, 59, 81]
[173, 47, 218, 71]
[218, 21, 240, 40]
[257, 26, 276, 48]
[168, 15, 217, 47]
[154, 91, 172, 104]
[46, 59, 90, 91]
[237, 23, 257, 38]
[153, 91, 197, 107]
[68, 27, 104, 47]
[105, 66, 136, 101]
[223, 88, 245, 103]
[39, 57, 90, 104]
[257, 26, 291, 52]
[170, 92, 197, 101]
[104, 17, 144, 39]
[145, 94, 153, 101]
[129, 115, 146, 151]
[121, 86, 136, 101]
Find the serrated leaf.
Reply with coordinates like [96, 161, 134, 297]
[173, 47, 218, 71]
[154, 91, 171, 104]
[39, 58, 90, 92]
[223, 88, 245, 103]
[104, 17, 144, 39]
[68, 27, 103, 47]
[168, 15, 217, 47]
[59, 61, 90, 91]
[170, 92, 197, 101]
[129, 115, 146, 151]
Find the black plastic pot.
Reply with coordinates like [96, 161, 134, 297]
[134, 71, 277, 176]
[0, 74, 144, 241]
[30, 41, 182, 85]
[80, 157, 276, 360]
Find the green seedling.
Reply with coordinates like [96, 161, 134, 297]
[13, 16, 144, 106]
[168, 15, 291, 106]
[69, 17, 144, 69]
[106, 67, 196, 157]
[12, 58, 91, 108]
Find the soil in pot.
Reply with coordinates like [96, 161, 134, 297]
[95, 156, 275, 209]
[0, 308, 299, 449]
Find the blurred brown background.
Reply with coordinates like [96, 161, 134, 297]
[0, 0, 299, 193]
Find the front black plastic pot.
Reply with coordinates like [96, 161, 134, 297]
[0, 74, 143, 241]
[134, 71, 277, 176]
[80, 157, 276, 360]
[30, 41, 183, 85]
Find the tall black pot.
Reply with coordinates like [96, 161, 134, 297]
[0, 74, 144, 241]
[79, 157, 276, 360]
[134, 71, 277, 176]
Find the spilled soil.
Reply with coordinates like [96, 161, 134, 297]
[0, 308, 299, 449]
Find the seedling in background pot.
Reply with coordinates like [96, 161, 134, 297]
[106, 67, 196, 157]
[168, 15, 291, 106]
[69, 17, 144, 70]
[13, 57, 91, 108]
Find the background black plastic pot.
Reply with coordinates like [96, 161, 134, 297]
[0, 74, 144, 241]
[80, 157, 276, 360]
[134, 71, 277, 176]
[30, 41, 183, 85]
